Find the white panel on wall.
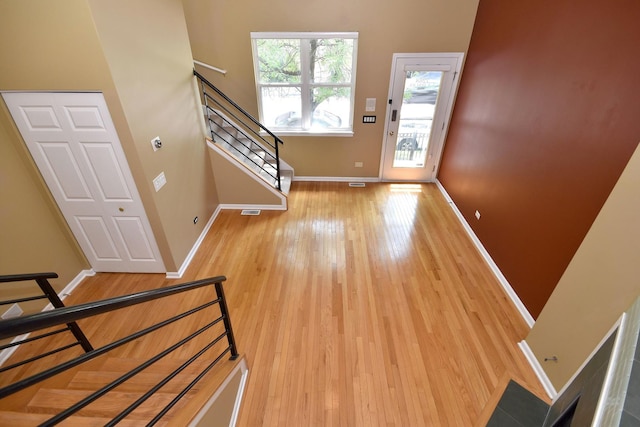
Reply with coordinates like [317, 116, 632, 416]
[113, 217, 155, 260]
[20, 106, 62, 131]
[81, 143, 132, 200]
[38, 142, 93, 200]
[76, 216, 121, 260]
[64, 106, 106, 130]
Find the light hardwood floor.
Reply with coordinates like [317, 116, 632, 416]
[51, 182, 547, 425]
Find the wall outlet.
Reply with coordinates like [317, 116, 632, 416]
[2, 303, 23, 320]
[355, 162, 363, 168]
[475, 210, 481, 220]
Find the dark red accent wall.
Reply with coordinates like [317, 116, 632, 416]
[438, 0, 640, 318]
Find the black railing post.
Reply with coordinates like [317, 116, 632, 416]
[274, 136, 282, 190]
[200, 80, 214, 139]
[214, 281, 239, 360]
[35, 277, 94, 352]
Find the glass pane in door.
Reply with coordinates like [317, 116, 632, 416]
[392, 71, 443, 168]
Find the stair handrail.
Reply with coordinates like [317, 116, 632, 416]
[194, 68, 284, 190]
[1, 276, 230, 339]
[0, 275, 239, 425]
[193, 69, 284, 146]
[193, 59, 227, 75]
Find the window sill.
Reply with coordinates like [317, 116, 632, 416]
[262, 130, 354, 138]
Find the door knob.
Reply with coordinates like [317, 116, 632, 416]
[389, 131, 395, 136]
[119, 207, 124, 212]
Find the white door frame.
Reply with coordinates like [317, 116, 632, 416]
[3, 91, 166, 273]
[379, 53, 463, 182]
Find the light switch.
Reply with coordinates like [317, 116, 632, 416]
[366, 98, 376, 112]
[153, 172, 167, 192]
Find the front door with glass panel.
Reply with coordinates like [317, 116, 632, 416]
[380, 53, 463, 181]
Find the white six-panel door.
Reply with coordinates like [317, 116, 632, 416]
[3, 92, 165, 273]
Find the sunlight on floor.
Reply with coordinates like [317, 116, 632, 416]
[383, 186, 420, 260]
[389, 183, 423, 193]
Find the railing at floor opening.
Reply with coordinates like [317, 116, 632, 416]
[0, 272, 93, 372]
[0, 275, 238, 426]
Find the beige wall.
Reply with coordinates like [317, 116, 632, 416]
[0, 0, 109, 304]
[194, 368, 243, 427]
[526, 142, 640, 389]
[0, 0, 219, 291]
[0, 100, 88, 311]
[182, 0, 479, 177]
[209, 149, 284, 206]
[87, 0, 218, 271]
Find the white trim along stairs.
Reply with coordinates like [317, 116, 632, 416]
[206, 109, 293, 196]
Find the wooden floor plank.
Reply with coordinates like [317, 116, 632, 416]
[3, 182, 549, 425]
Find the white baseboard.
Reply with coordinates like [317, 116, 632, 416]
[229, 360, 249, 427]
[519, 340, 557, 400]
[435, 180, 535, 328]
[0, 268, 95, 367]
[293, 176, 380, 183]
[166, 202, 290, 279]
[218, 203, 287, 211]
[166, 206, 222, 279]
[43, 269, 95, 311]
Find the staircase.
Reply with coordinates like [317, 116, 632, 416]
[194, 69, 294, 196]
[206, 109, 293, 195]
[0, 274, 246, 426]
[0, 356, 243, 426]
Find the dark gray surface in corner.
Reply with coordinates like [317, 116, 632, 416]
[543, 330, 617, 426]
[621, 338, 640, 425]
[486, 380, 549, 427]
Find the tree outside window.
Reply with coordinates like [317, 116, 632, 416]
[251, 32, 358, 134]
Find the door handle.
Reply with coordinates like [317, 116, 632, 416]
[389, 131, 395, 136]
[119, 207, 124, 212]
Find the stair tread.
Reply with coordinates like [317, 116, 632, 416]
[249, 151, 266, 161]
[207, 115, 223, 126]
[0, 411, 155, 427]
[68, 370, 205, 393]
[222, 140, 250, 156]
[280, 172, 293, 194]
[99, 357, 213, 375]
[28, 388, 190, 419]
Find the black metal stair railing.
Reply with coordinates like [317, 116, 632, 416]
[194, 69, 284, 190]
[0, 272, 93, 373]
[0, 275, 239, 426]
